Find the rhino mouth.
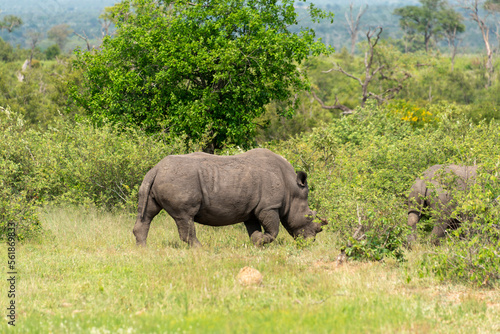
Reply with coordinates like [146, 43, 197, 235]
[314, 217, 329, 233]
[292, 216, 329, 239]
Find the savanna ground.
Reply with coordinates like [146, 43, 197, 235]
[2, 206, 498, 333]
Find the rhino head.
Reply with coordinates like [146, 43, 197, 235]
[282, 171, 328, 240]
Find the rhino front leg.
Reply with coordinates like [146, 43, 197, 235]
[407, 179, 426, 244]
[407, 211, 421, 243]
[174, 217, 202, 248]
[244, 218, 264, 246]
[254, 210, 280, 246]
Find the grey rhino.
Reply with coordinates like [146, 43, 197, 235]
[407, 164, 477, 243]
[133, 148, 327, 247]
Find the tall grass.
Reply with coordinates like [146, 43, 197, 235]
[1, 206, 498, 333]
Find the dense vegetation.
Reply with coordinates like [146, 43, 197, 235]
[2, 98, 499, 286]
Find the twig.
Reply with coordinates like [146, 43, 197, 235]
[323, 63, 364, 86]
[349, 204, 365, 245]
[90, 179, 128, 203]
[25, 145, 37, 165]
[310, 91, 353, 114]
[74, 31, 92, 52]
[381, 226, 395, 248]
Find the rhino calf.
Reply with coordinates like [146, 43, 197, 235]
[407, 164, 477, 243]
[133, 148, 327, 247]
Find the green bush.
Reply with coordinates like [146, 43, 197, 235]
[0, 37, 15, 62]
[0, 176, 42, 241]
[44, 44, 61, 60]
[0, 59, 79, 128]
[0, 107, 192, 212]
[342, 222, 406, 262]
[421, 160, 500, 287]
[0, 105, 199, 240]
[269, 101, 500, 272]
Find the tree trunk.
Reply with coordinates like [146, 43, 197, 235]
[451, 49, 456, 72]
[480, 23, 494, 86]
[462, 1, 495, 87]
[350, 36, 357, 55]
[424, 33, 430, 53]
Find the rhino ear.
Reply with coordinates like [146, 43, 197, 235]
[296, 171, 307, 187]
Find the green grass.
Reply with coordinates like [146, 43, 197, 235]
[1, 207, 499, 333]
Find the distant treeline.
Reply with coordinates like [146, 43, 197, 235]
[0, 0, 496, 54]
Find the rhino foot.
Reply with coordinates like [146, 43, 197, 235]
[251, 231, 275, 246]
[189, 239, 202, 248]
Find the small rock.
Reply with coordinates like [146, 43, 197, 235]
[236, 266, 263, 286]
[135, 308, 146, 316]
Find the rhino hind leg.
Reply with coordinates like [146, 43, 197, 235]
[429, 218, 449, 245]
[173, 216, 202, 248]
[133, 196, 162, 246]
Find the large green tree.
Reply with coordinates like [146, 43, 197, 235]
[394, 0, 453, 52]
[71, 0, 333, 152]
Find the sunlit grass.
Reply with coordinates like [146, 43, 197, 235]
[1, 206, 498, 333]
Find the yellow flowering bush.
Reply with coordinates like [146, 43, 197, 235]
[387, 100, 437, 127]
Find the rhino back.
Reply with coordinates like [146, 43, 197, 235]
[419, 164, 477, 210]
[423, 164, 477, 189]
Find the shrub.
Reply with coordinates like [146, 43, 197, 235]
[386, 99, 437, 127]
[342, 223, 406, 262]
[0, 107, 192, 212]
[0, 176, 42, 241]
[44, 44, 61, 60]
[421, 160, 500, 287]
[269, 101, 500, 271]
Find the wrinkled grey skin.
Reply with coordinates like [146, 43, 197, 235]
[133, 148, 327, 247]
[407, 164, 477, 244]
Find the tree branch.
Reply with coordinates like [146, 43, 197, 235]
[314, 26, 410, 111]
[310, 91, 353, 114]
[74, 31, 92, 52]
[323, 64, 364, 86]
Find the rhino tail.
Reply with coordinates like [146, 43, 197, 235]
[138, 167, 158, 220]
